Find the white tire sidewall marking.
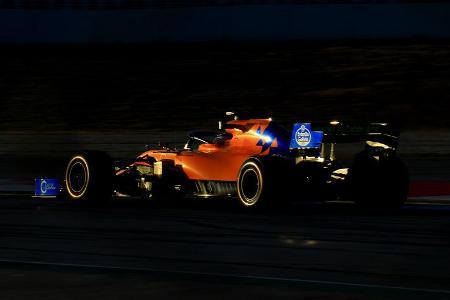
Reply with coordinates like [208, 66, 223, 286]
[238, 161, 263, 207]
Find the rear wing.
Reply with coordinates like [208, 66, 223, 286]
[289, 122, 400, 151]
[314, 122, 400, 150]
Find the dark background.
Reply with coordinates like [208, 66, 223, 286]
[0, 3, 450, 299]
[1, 41, 449, 132]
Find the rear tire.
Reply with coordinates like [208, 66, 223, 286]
[237, 160, 264, 207]
[65, 151, 113, 205]
[348, 152, 409, 212]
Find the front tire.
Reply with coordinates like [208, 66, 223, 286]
[65, 151, 113, 204]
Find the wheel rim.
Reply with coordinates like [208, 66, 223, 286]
[240, 167, 261, 206]
[66, 156, 89, 198]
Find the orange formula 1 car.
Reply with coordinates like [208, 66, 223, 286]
[63, 113, 409, 210]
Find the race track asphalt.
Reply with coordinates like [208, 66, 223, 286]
[0, 195, 449, 300]
[0, 132, 449, 299]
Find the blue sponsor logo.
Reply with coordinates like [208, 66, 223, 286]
[290, 123, 324, 149]
[35, 178, 59, 196]
[295, 124, 311, 147]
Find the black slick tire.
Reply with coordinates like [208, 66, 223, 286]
[348, 152, 409, 212]
[237, 159, 266, 208]
[65, 150, 113, 205]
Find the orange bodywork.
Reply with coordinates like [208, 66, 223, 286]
[136, 119, 283, 181]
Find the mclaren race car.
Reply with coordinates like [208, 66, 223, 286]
[63, 113, 409, 210]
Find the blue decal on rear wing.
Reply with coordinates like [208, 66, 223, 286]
[35, 178, 59, 197]
[290, 123, 324, 149]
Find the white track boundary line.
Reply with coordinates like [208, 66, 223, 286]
[0, 258, 449, 295]
[408, 195, 450, 201]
